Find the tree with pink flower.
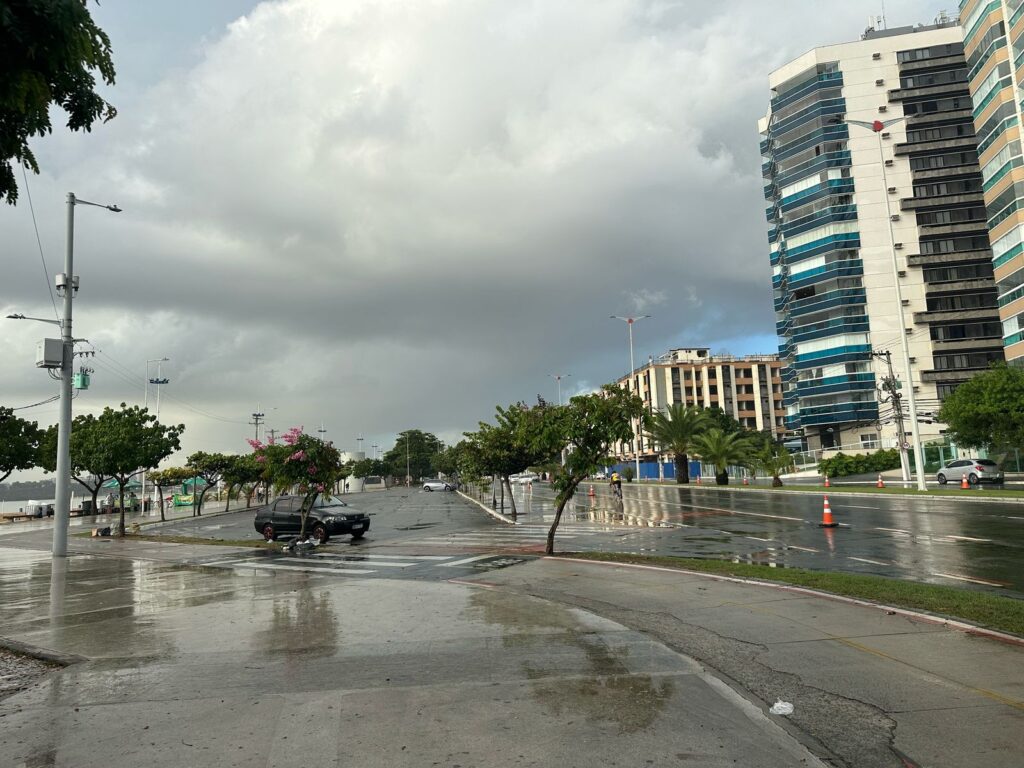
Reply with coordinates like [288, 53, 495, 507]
[247, 427, 343, 540]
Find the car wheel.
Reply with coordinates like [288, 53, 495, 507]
[262, 524, 276, 541]
[350, 531, 365, 540]
[968, 473, 979, 486]
[937, 474, 946, 485]
[423, 486, 432, 492]
[312, 524, 329, 543]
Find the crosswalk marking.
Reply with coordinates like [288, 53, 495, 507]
[441, 554, 499, 567]
[309, 555, 417, 567]
[225, 561, 378, 575]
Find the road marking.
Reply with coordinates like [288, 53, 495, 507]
[785, 545, 819, 553]
[843, 505, 881, 510]
[931, 572, 1008, 587]
[441, 554, 499, 567]
[848, 556, 890, 566]
[309, 555, 417, 567]
[946, 535, 993, 543]
[875, 527, 912, 535]
[745, 536, 775, 543]
[219, 561, 377, 575]
[325, 553, 454, 560]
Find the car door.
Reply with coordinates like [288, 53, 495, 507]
[273, 498, 300, 533]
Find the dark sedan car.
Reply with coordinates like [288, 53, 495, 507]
[254, 495, 369, 543]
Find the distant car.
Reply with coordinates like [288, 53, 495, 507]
[254, 495, 369, 542]
[936, 458, 1004, 486]
[513, 473, 539, 485]
[422, 480, 455, 492]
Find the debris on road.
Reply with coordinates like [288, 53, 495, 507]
[0, 648, 57, 700]
[769, 700, 794, 716]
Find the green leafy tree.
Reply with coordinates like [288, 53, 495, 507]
[351, 457, 386, 479]
[222, 454, 263, 512]
[383, 430, 443, 484]
[149, 466, 189, 522]
[545, 386, 645, 554]
[939, 364, 1024, 451]
[643, 404, 708, 484]
[692, 428, 754, 486]
[39, 418, 110, 514]
[1, 0, 117, 204]
[185, 451, 234, 516]
[0, 407, 42, 483]
[752, 443, 794, 487]
[249, 427, 343, 540]
[90, 404, 184, 534]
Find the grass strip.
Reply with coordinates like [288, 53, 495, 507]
[567, 551, 1024, 637]
[641, 481, 1024, 499]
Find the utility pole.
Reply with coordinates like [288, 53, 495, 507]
[611, 315, 650, 482]
[357, 434, 364, 458]
[873, 350, 911, 483]
[250, 405, 265, 443]
[317, 423, 327, 442]
[266, 428, 279, 443]
[406, 434, 411, 487]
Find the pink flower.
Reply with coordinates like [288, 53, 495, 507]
[282, 426, 304, 445]
[286, 449, 306, 463]
[315, 483, 325, 492]
[255, 455, 267, 464]
[246, 438, 264, 451]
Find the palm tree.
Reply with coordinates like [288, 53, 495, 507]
[753, 443, 795, 487]
[644, 404, 708, 484]
[692, 428, 754, 485]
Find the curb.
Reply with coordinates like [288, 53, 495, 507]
[553, 556, 1024, 648]
[629, 483, 1024, 505]
[457, 490, 517, 525]
[0, 636, 86, 667]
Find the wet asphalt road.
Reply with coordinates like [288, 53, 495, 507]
[505, 482, 1024, 596]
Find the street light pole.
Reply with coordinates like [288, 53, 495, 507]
[53, 193, 121, 558]
[844, 117, 928, 491]
[141, 356, 169, 513]
[550, 373, 571, 406]
[611, 315, 650, 482]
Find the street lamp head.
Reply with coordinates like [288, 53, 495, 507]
[107, 205, 122, 213]
[6, 313, 26, 320]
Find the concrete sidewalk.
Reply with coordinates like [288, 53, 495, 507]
[468, 558, 1024, 767]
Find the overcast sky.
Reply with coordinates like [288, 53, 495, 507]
[1, 0, 945, 478]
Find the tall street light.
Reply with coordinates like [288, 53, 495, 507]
[140, 356, 170, 512]
[549, 373, 571, 406]
[840, 116, 927, 491]
[611, 315, 650, 482]
[52, 193, 122, 557]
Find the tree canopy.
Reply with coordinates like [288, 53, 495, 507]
[0, 407, 42, 484]
[1, 0, 117, 204]
[185, 451, 234, 515]
[939, 365, 1024, 451]
[643, 404, 708, 484]
[383, 430, 443, 482]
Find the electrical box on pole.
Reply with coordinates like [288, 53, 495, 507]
[36, 338, 63, 368]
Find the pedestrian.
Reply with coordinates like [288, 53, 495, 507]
[344, 481, 349, 493]
[609, 471, 622, 500]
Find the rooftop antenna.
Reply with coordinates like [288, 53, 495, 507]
[880, 0, 886, 29]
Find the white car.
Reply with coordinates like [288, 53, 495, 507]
[422, 480, 455, 492]
[514, 474, 539, 485]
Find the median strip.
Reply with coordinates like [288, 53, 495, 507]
[563, 551, 1024, 639]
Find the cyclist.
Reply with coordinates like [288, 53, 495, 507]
[609, 471, 622, 499]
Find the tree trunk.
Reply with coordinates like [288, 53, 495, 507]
[117, 483, 126, 536]
[546, 480, 580, 555]
[224, 483, 235, 513]
[157, 486, 166, 521]
[771, 475, 783, 487]
[715, 470, 729, 486]
[196, 486, 208, 516]
[90, 488, 99, 516]
[491, 477, 497, 508]
[504, 477, 517, 516]
[499, 477, 505, 512]
[674, 453, 689, 484]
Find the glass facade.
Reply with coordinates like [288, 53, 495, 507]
[762, 63, 878, 436]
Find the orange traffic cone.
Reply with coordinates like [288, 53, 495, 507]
[742, 476, 749, 486]
[961, 474, 969, 489]
[588, 485, 595, 497]
[819, 495, 838, 528]
[824, 475, 831, 488]
[876, 474, 885, 489]
[696, 474, 702, 485]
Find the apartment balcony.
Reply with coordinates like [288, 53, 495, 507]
[894, 136, 976, 156]
[924, 278, 998, 294]
[907, 249, 993, 267]
[917, 221, 989, 238]
[888, 82, 969, 103]
[921, 368, 989, 383]
[931, 337, 1004, 352]
[900, 192, 985, 211]
[904, 107, 973, 126]
[913, 307, 998, 323]
[910, 166, 981, 182]
[898, 55, 968, 74]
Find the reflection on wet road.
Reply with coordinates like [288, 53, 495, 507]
[506, 483, 1024, 596]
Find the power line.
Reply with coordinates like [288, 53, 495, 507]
[20, 164, 59, 319]
[11, 395, 60, 411]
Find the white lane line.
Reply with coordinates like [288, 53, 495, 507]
[440, 554, 498, 567]
[612, 496, 806, 522]
[843, 505, 881, 510]
[326, 553, 454, 560]
[225, 562, 377, 575]
[745, 536, 775, 543]
[848, 556, 890, 566]
[875, 527, 912, 535]
[309, 557, 417, 567]
[946, 535, 993, 543]
[785, 545, 819, 553]
[931, 572, 1007, 587]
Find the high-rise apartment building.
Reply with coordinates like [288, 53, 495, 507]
[760, 19, 1003, 454]
[960, 0, 1024, 363]
[611, 348, 785, 476]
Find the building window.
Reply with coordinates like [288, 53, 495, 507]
[860, 433, 879, 449]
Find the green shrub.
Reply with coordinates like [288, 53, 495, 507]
[818, 448, 901, 478]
